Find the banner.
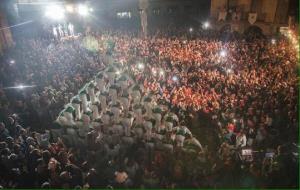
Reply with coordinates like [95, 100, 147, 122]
[248, 13, 257, 25]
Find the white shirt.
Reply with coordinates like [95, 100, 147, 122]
[236, 134, 247, 148]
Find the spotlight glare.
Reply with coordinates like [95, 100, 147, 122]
[10, 60, 15, 64]
[45, 5, 65, 20]
[78, 4, 89, 16]
[189, 27, 193, 32]
[17, 85, 24, 89]
[203, 21, 210, 29]
[65, 5, 74, 13]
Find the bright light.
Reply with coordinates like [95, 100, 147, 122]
[45, 5, 65, 20]
[220, 50, 227, 57]
[159, 69, 164, 76]
[226, 69, 233, 74]
[89, 8, 94, 12]
[10, 60, 15, 64]
[152, 69, 157, 76]
[172, 76, 178, 82]
[78, 4, 89, 16]
[3, 85, 36, 90]
[189, 27, 193, 32]
[17, 85, 24, 89]
[203, 22, 210, 29]
[271, 39, 276, 44]
[65, 5, 74, 13]
[116, 70, 121, 75]
[137, 63, 144, 70]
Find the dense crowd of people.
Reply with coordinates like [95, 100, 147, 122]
[0, 26, 298, 188]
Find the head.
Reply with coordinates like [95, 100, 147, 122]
[8, 117, 15, 125]
[42, 150, 51, 163]
[41, 182, 50, 189]
[58, 151, 69, 165]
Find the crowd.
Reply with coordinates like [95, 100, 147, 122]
[0, 38, 104, 129]
[0, 26, 298, 188]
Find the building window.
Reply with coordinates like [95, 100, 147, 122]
[167, 6, 178, 14]
[153, 8, 160, 15]
[117, 12, 132, 19]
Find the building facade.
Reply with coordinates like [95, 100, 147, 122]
[210, 0, 298, 35]
[4, 0, 300, 38]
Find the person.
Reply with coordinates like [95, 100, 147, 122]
[236, 130, 247, 148]
[58, 24, 64, 38]
[68, 23, 74, 37]
[53, 26, 58, 39]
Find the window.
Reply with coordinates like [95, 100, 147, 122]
[153, 8, 160, 15]
[167, 6, 178, 14]
[117, 12, 132, 19]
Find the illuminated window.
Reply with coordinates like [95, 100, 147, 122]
[153, 8, 160, 15]
[117, 12, 132, 18]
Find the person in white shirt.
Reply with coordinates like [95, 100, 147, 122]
[68, 23, 74, 36]
[53, 26, 58, 39]
[236, 130, 247, 148]
[58, 24, 64, 38]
